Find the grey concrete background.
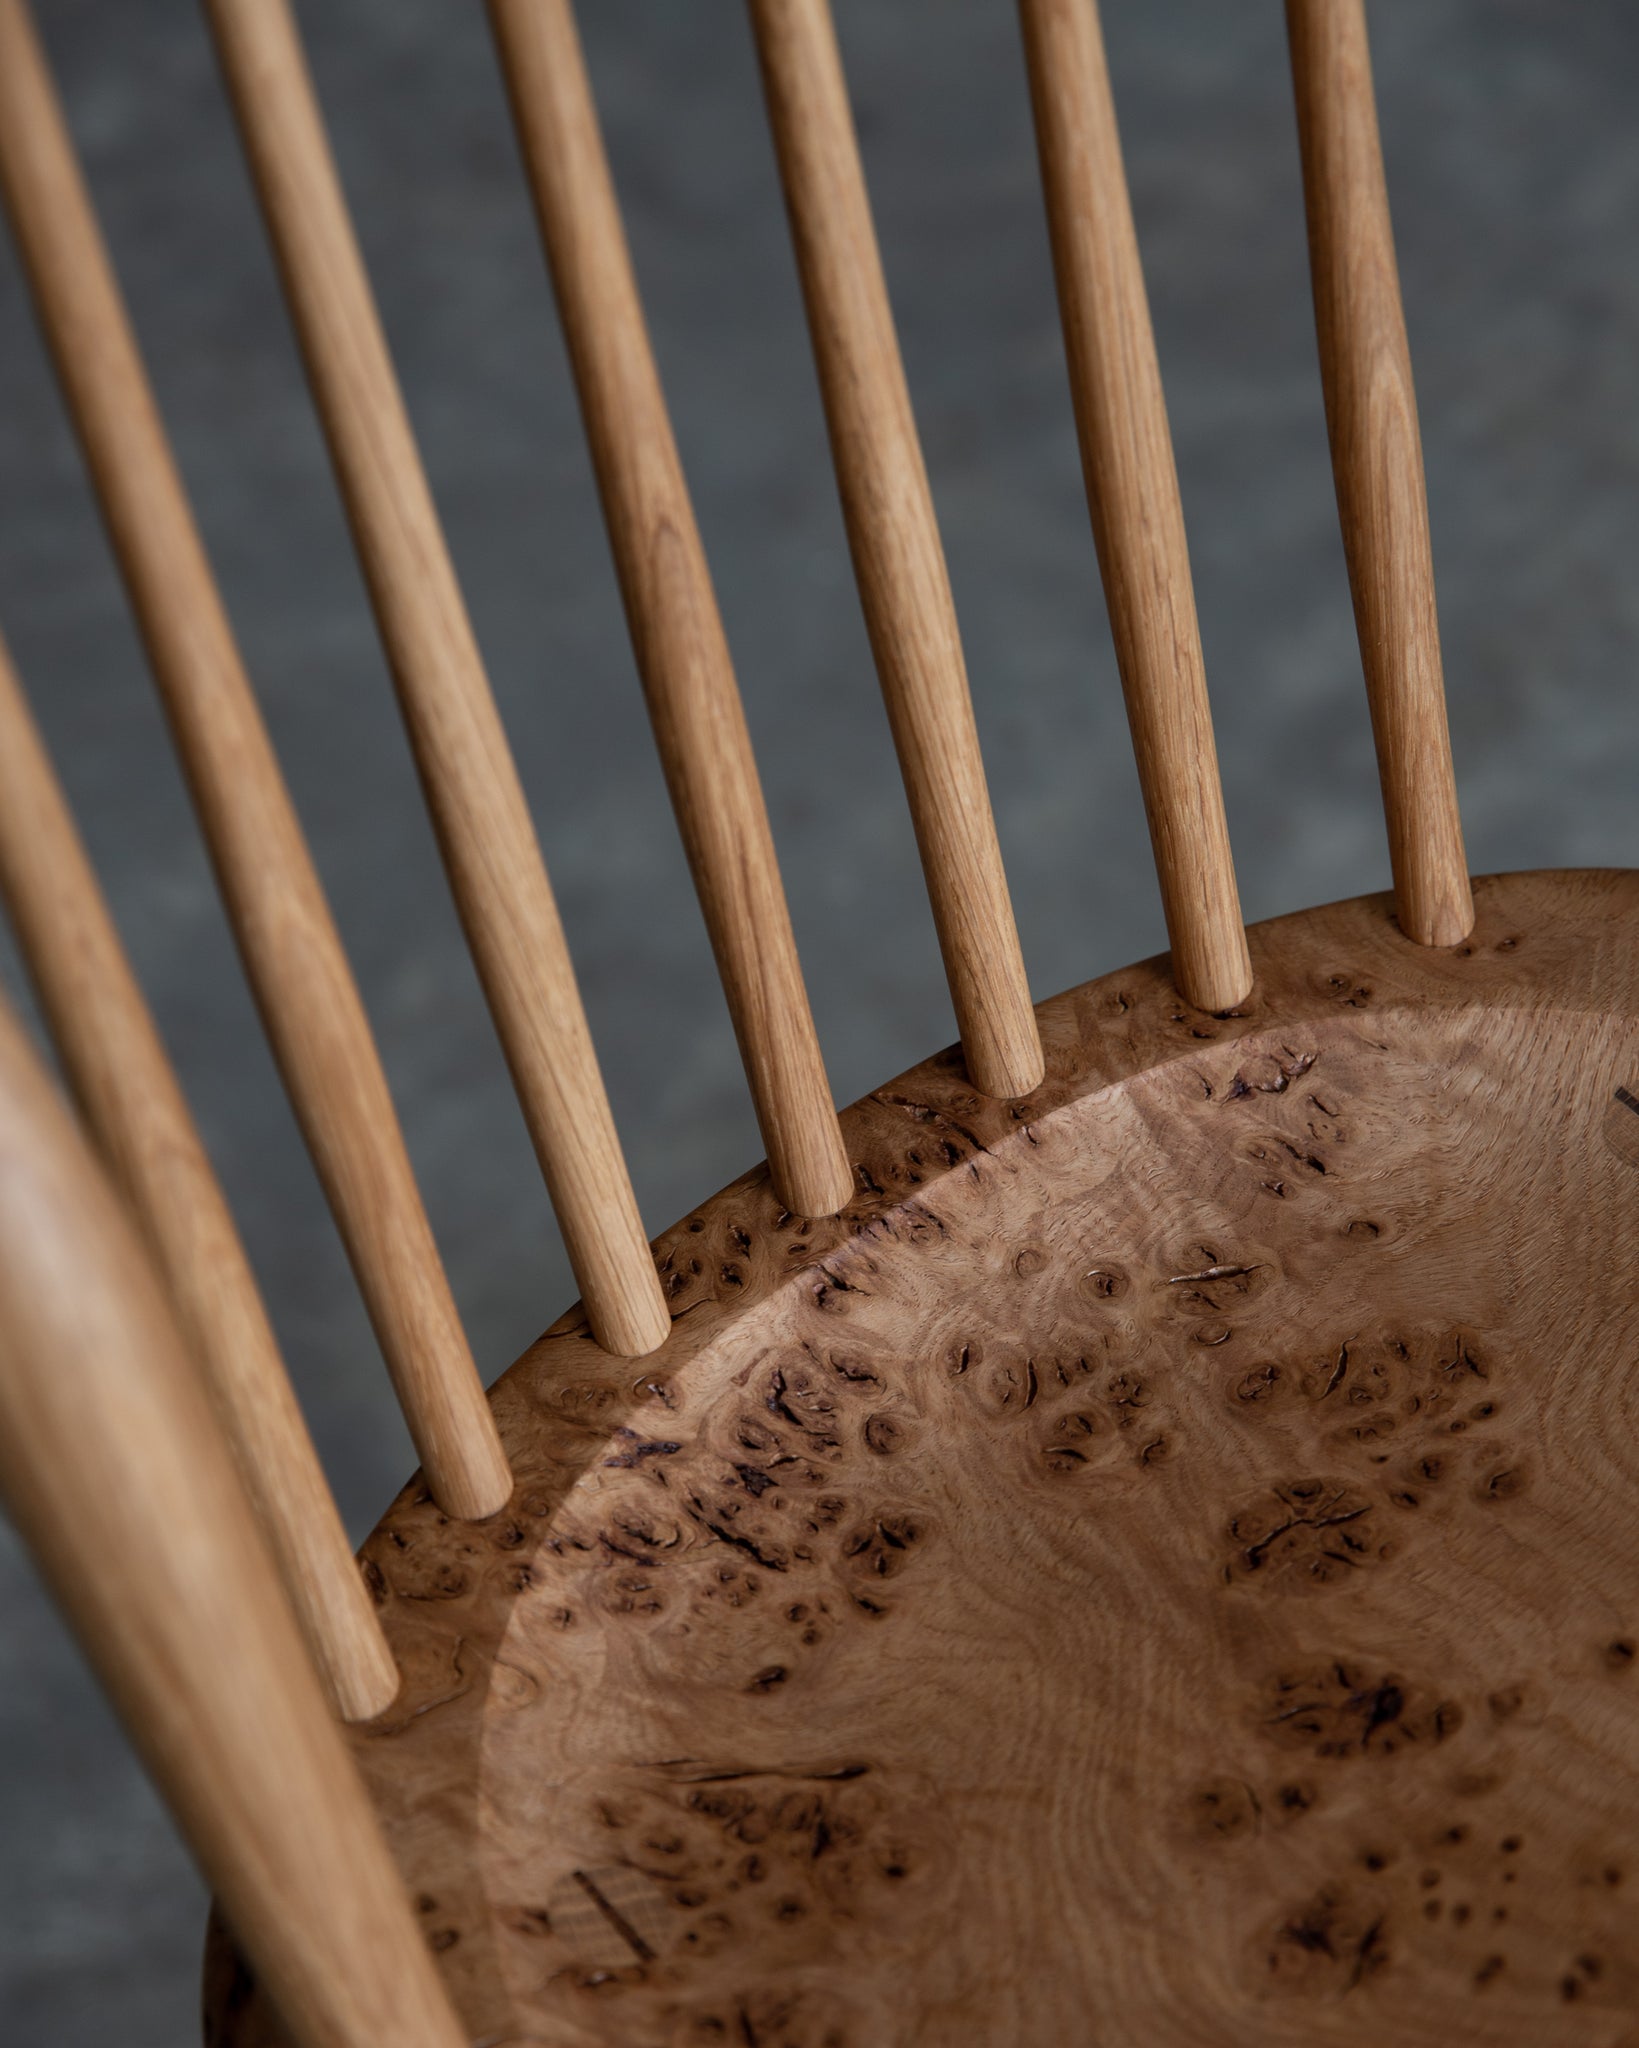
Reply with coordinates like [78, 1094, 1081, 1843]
[0, 1, 1635, 2038]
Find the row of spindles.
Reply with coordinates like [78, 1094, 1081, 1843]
[0, 3, 1472, 2044]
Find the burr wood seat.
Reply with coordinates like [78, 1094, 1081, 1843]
[202, 869, 1639, 2047]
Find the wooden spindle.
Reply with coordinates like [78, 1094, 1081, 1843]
[1286, 0, 1473, 948]
[0, 994, 465, 2048]
[1018, 0, 1251, 1014]
[0, 0, 510, 1520]
[749, 0, 1043, 1102]
[487, 0, 855, 1220]
[0, 627, 397, 1722]
[202, 0, 670, 1359]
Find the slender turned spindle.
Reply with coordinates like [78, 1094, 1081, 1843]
[487, 0, 854, 1221]
[0, 630, 397, 1722]
[0, 0, 509, 1521]
[1018, 0, 1251, 1014]
[202, 0, 669, 1359]
[748, 0, 1043, 1103]
[0, 999, 466, 2048]
[1286, 0, 1473, 948]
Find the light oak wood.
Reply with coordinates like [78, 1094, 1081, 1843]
[1287, 0, 1473, 952]
[748, 0, 1044, 1104]
[202, 0, 669, 1363]
[1019, 0, 1251, 1016]
[0, 628, 397, 1723]
[0, 11, 1620, 2042]
[0, 994, 465, 2048]
[0, 0, 509, 1521]
[487, 0, 855, 1222]
[207, 869, 1639, 2044]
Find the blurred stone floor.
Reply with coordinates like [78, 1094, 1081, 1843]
[1, 2, 1635, 2038]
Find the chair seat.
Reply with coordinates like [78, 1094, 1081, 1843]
[205, 868, 1639, 2047]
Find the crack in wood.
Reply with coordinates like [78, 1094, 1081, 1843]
[570, 1867, 655, 1965]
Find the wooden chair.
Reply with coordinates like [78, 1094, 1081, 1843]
[0, 0, 1634, 2040]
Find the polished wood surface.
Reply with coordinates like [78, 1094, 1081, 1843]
[207, 870, 1639, 2044]
[0, 629, 396, 1723]
[749, 0, 1043, 1104]
[0, 0, 509, 1520]
[203, 0, 669, 1362]
[0, 7, 1606, 2040]
[1019, 0, 1252, 1016]
[1287, 0, 1473, 951]
[0, 994, 465, 2048]
[487, 0, 855, 1222]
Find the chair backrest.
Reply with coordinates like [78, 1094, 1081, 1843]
[0, 2, 1473, 2044]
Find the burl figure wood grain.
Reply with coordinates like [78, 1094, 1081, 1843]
[207, 870, 1639, 2048]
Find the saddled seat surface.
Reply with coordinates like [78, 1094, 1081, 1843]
[208, 867, 1639, 2046]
